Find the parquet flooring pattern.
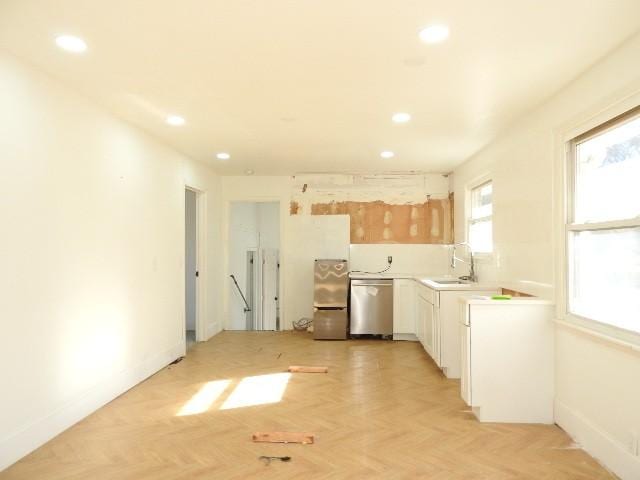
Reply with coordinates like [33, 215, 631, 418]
[2, 331, 616, 479]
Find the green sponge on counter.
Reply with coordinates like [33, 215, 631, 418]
[491, 294, 512, 300]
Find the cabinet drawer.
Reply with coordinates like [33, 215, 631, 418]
[416, 283, 438, 306]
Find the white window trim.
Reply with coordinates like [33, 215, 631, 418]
[556, 98, 640, 346]
[466, 177, 493, 257]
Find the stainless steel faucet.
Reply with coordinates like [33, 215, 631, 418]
[451, 242, 477, 282]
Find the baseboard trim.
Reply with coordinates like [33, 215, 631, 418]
[0, 342, 183, 472]
[555, 399, 640, 479]
[206, 322, 220, 340]
[393, 333, 418, 341]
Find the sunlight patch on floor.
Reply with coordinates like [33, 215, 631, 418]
[220, 373, 291, 410]
[177, 379, 231, 416]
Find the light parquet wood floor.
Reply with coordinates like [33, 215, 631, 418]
[2, 331, 616, 479]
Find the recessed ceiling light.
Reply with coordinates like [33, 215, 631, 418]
[166, 115, 185, 126]
[392, 112, 411, 123]
[216, 152, 230, 160]
[245, 169, 254, 175]
[55, 35, 87, 53]
[380, 151, 395, 159]
[419, 24, 449, 44]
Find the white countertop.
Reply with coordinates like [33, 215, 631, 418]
[348, 272, 416, 280]
[460, 295, 554, 305]
[416, 277, 498, 291]
[348, 272, 497, 292]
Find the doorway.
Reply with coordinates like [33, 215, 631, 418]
[185, 188, 199, 350]
[228, 201, 280, 331]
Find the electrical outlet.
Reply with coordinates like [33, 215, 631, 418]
[387, 256, 393, 264]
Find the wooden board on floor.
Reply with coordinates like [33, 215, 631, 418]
[288, 365, 328, 373]
[252, 432, 315, 444]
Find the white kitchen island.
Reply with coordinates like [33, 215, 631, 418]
[459, 297, 555, 423]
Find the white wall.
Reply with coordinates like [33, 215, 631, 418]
[452, 33, 640, 478]
[350, 244, 451, 276]
[0, 51, 222, 471]
[257, 202, 280, 249]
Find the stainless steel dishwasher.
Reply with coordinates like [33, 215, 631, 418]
[350, 279, 393, 335]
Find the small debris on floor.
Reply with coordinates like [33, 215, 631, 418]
[277, 353, 282, 359]
[259, 455, 291, 466]
[168, 357, 184, 367]
[288, 365, 328, 373]
[252, 432, 315, 444]
[552, 442, 582, 450]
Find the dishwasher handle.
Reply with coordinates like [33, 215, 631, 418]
[350, 279, 393, 286]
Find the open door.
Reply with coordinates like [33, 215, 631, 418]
[262, 249, 279, 331]
[185, 188, 198, 350]
[228, 201, 280, 331]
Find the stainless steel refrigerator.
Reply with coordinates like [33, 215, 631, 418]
[313, 259, 349, 340]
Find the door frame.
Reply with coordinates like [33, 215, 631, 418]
[184, 185, 207, 347]
[223, 198, 284, 331]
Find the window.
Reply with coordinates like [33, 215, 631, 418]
[567, 107, 640, 334]
[468, 181, 493, 253]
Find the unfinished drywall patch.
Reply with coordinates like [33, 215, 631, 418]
[289, 173, 454, 244]
[310, 197, 453, 244]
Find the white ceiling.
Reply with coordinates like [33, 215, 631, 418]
[1, 1, 639, 175]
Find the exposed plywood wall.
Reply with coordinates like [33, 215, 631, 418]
[289, 173, 454, 244]
[308, 195, 453, 244]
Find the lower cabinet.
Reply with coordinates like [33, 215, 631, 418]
[392, 279, 417, 340]
[422, 294, 436, 360]
[459, 300, 555, 423]
[416, 283, 497, 378]
[459, 318, 472, 405]
[415, 292, 426, 343]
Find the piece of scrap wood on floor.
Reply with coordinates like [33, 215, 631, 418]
[252, 432, 315, 444]
[288, 365, 328, 373]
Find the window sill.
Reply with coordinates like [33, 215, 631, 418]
[555, 318, 640, 353]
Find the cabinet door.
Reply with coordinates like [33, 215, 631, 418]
[416, 294, 426, 344]
[432, 306, 441, 367]
[423, 299, 435, 358]
[393, 279, 416, 334]
[460, 313, 472, 405]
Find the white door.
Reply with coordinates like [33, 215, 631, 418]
[185, 189, 198, 338]
[261, 248, 279, 331]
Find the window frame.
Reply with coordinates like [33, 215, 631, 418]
[565, 105, 640, 337]
[467, 179, 493, 255]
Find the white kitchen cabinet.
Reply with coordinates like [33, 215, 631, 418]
[392, 279, 417, 340]
[415, 282, 497, 376]
[460, 319, 471, 405]
[437, 289, 496, 378]
[415, 288, 428, 345]
[423, 297, 436, 360]
[459, 299, 555, 423]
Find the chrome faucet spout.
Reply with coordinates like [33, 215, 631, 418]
[450, 243, 477, 282]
